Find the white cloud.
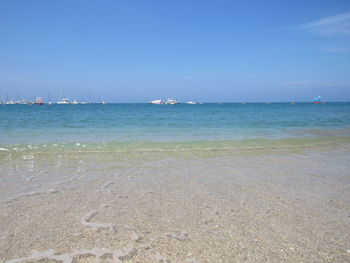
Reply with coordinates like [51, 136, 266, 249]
[303, 12, 350, 36]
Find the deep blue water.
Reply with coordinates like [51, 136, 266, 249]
[0, 103, 350, 145]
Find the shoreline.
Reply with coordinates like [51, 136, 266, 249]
[1, 135, 350, 153]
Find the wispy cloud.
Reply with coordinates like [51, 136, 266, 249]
[320, 47, 350, 53]
[303, 12, 350, 36]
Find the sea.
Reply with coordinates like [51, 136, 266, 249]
[0, 102, 350, 152]
[1, 103, 350, 262]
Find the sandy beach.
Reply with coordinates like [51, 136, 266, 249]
[1, 143, 349, 263]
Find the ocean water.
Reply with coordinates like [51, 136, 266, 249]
[1, 103, 350, 262]
[1, 102, 350, 152]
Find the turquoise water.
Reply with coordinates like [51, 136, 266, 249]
[1, 103, 350, 148]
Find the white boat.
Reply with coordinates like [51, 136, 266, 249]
[186, 101, 199, 104]
[150, 99, 164, 104]
[57, 98, 70, 104]
[72, 99, 79, 105]
[5, 99, 15, 105]
[165, 98, 179, 104]
[35, 97, 44, 105]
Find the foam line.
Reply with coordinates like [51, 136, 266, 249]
[6, 246, 135, 263]
[81, 210, 115, 231]
[101, 181, 114, 192]
[1, 189, 58, 203]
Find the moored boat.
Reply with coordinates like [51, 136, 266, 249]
[150, 99, 164, 104]
[57, 98, 70, 104]
[35, 97, 44, 105]
[165, 98, 179, 104]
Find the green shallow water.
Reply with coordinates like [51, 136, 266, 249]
[2, 136, 350, 154]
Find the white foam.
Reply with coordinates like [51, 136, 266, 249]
[124, 226, 140, 241]
[112, 245, 135, 263]
[54, 176, 76, 185]
[1, 189, 59, 203]
[6, 246, 135, 263]
[22, 154, 34, 160]
[81, 210, 115, 231]
[26, 176, 36, 182]
[101, 181, 114, 192]
[155, 253, 169, 263]
[101, 181, 128, 198]
[166, 231, 188, 241]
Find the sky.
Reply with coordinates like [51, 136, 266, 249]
[0, 0, 350, 102]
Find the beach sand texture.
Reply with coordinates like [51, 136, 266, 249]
[0, 145, 350, 263]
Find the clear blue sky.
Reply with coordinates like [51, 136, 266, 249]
[0, 0, 349, 102]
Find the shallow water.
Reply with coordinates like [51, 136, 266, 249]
[1, 103, 350, 262]
[1, 145, 350, 262]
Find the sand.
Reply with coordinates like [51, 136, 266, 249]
[0, 144, 350, 262]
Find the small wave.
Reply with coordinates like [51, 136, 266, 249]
[1, 136, 350, 155]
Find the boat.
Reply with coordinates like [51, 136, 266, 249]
[5, 99, 16, 105]
[72, 99, 80, 105]
[313, 96, 322, 104]
[150, 99, 164, 104]
[57, 98, 70, 104]
[186, 101, 199, 104]
[35, 97, 44, 105]
[165, 98, 179, 105]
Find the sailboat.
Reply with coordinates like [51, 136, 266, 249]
[100, 96, 107, 104]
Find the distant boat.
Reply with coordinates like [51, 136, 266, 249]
[150, 99, 164, 104]
[35, 97, 44, 105]
[313, 96, 322, 104]
[5, 99, 16, 105]
[165, 98, 179, 105]
[57, 98, 70, 104]
[101, 101, 107, 105]
[186, 101, 199, 104]
[72, 99, 79, 105]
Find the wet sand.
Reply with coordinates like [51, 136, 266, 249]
[1, 145, 350, 262]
